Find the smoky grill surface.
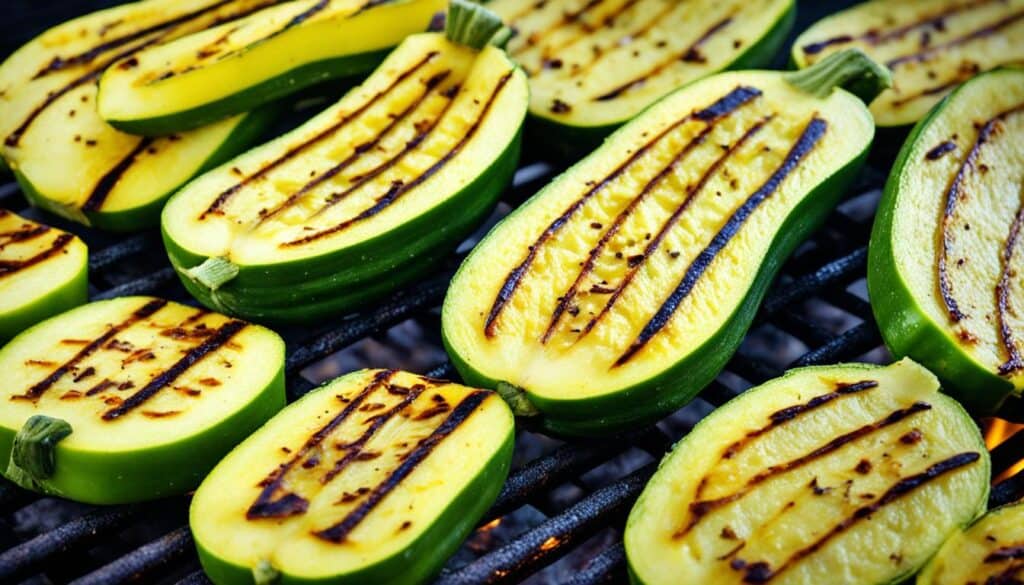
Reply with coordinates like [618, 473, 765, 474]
[2, 1, 1024, 584]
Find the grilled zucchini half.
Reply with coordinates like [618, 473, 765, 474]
[626, 359, 990, 585]
[793, 0, 1024, 128]
[0, 296, 285, 504]
[918, 501, 1024, 585]
[442, 49, 888, 436]
[97, 0, 444, 135]
[0, 0, 277, 231]
[869, 67, 1024, 414]
[162, 2, 528, 324]
[0, 210, 88, 342]
[488, 0, 795, 158]
[191, 369, 513, 585]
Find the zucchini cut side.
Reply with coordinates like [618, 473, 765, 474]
[793, 0, 1024, 127]
[625, 359, 990, 585]
[191, 369, 514, 585]
[162, 30, 528, 324]
[0, 296, 285, 504]
[97, 0, 445, 135]
[0, 0, 277, 231]
[442, 55, 878, 435]
[488, 0, 795, 156]
[0, 209, 88, 342]
[918, 501, 1024, 585]
[868, 67, 1024, 414]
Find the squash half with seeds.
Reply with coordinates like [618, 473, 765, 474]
[162, 1, 528, 324]
[0, 0, 277, 231]
[0, 296, 285, 504]
[97, 0, 444, 135]
[191, 369, 513, 585]
[918, 501, 1024, 585]
[488, 0, 795, 158]
[626, 359, 990, 585]
[0, 210, 87, 342]
[793, 0, 1024, 128]
[442, 49, 889, 436]
[869, 67, 1024, 414]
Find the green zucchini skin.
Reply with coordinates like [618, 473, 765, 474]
[0, 257, 87, 344]
[867, 69, 1020, 415]
[524, 3, 797, 161]
[444, 148, 867, 437]
[104, 49, 390, 137]
[16, 104, 276, 233]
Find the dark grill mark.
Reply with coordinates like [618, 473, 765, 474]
[82, 138, 155, 212]
[997, 195, 1024, 375]
[85, 379, 116, 397]
[594, 16, 733, 102]
[568, 0, 679, 79]
[0, 223, 50, 250]
[988, 546, 1024, 563]
[926, 140, 958, 160]
[616, 117, 826, 366]
[801, 0, 1004, 55]
[578, 114, 772, 342]
[984, 563, 1024, 585]
[509, 0, 606, 57]
[937, 104, 1024, 326]
[200, 52, 439, 219]
[0, 233, 74, 279]
[482, 85, 761, 337]
[101, 320, 247, 420]
[15, 299, 167, 401]
[521, 0, 644, 76]
[283, 71, 514, 247]
[676, 401, 932, 538]
[247, 370, 397, 519]
[886, 10, 1024, 68]
[891, 77, 969, 108]
[733, 452, 981, 582]
[313, 391, 490, 543]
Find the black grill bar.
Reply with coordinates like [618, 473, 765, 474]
[70, 526, 194, 585]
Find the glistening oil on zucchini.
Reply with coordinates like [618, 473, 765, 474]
[0, 0, 277, 231]
[191, 369, 514, 585]
[97, 0, 445, 135]
[918, 502, 1024, 585]
[162, 0, 529, 324]
[442, 50, 888, 436]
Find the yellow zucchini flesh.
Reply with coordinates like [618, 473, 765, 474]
[97, 0, 445, 134]
[442, 57, 877, 434]
[0, 0, 277, 231]
[793, 0, 1024, 127]
[0, 209, 88, 342]
[626, 359, 990, 585]
[868, 67, 1024, 412]
[488, 0, 794, 148]
[0, 296, 285, 503]
[918, 502, 1024, 585]
[191, 369, 514, 585]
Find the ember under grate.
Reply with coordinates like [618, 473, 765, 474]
[3, 2, 1024, 584]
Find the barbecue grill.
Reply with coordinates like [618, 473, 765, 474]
[3, 1, 1024, 584]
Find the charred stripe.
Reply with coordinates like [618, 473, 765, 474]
[0, 233, 75, 278]
[82, 137, 155, 212]
[886, 10, 1024, 68]
[997, 193, 1024, 376]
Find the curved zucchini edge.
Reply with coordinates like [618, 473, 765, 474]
[527, 2, 797, 161]
[443, 117, 870, 437]
[0, 253, 87, 343]
[867, 72, 1017, 415]
[15, 105, 277, 232]
[192, 387, 514, 585]
[624, 361, 992, 585]
[102, 49, 390, 136]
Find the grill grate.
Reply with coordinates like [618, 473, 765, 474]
[3, 2, 1024, 584]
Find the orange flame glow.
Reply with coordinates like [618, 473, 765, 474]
[986, 418, 1024, 482]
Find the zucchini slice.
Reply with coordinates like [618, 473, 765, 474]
[191, 369, 513, 585]
[441, 50, 886, 436]
[97, 0, 445, 135]
[488, 0, 796, 157]
[918, 502, 1024, 585]
[0, 210, 88, 342]
[0, 0, 277, 231]
[162, 2, 528, 324]
[0, 296, 285, 504]
[868, 67, 1024, 414]
[793, 0, 1024, 128]
[625, 359, 990, 585]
